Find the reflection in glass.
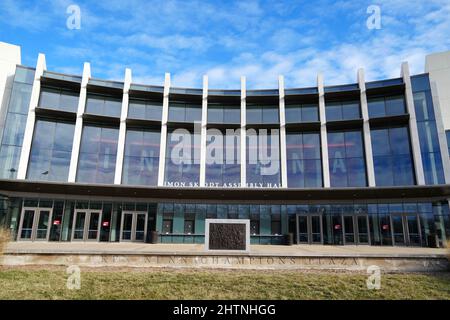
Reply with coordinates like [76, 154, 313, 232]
[27, 120, 75, 182]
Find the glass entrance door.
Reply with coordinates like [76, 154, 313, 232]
[297, 215, 308, 244]
[18, 208, 52, 241]
[72, 210, 102, 241]
[342, 215, 355, 244]
[19, 209, 35, 240]
[357, 215, 370, 244]
[406, 215, 421, 246]
[296, 214, 323, 244]
[35, 210, 51, 240]
[392, 214, 406, 245]
[120, 212, 147, 242]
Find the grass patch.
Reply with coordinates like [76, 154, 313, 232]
[0, 267, 449, 300]
[0, 228, 11, 255]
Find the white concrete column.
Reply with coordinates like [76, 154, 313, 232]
[240, 76, 246, 187]
[157, 73, 170, 186]
[358, 68, 376, 187]
[402, 62, 425, 185]
[278, 75, 288, 188]
[425, 53, 450, 184]
[114, 68, 132, 185]
[0, 43, 21, 144]
[199, 75, 208, 187]
[318, 73, 330, 188]
[68, 62, 91, 183]
[17, 53, 46, 179]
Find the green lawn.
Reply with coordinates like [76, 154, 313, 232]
[0, 267, 449, 300]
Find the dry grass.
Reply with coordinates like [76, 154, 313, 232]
[0, 267, 449, 300]
[0, 228, 11, 255]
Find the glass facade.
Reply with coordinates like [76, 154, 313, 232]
[27, 120, 74, 182]
[246, 104, 279, 124]
[38, 86, 79, 113]
[122, 129, 160, 186]
[207, 104, 240, 124]
[446, 131, 450, 157]
[85, 93, 122, 118]
[205, 129, 240, 186]
[128, 98, 162, 121]
[286, 131, 322, 188]
[0, 66, 34, 179]
[371, 126, 415, 186]
[325, 100, 360, 121]
[1, 65, 450, 248]
[168, 102, 201, 123]
[76, 125, 119, 184]
[328, 130, 366, 187]
[164, 128, 200, 185]
[285, 104, 319, 123]
[368, 95, 406, 118]
[246, 129, 281, 187]
[412, 74, 445, 185]
[1, 196, 449, 247]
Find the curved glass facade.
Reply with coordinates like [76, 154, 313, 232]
[0, 62, 449, 247]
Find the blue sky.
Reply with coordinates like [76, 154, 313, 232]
[0, 0, 449, 89]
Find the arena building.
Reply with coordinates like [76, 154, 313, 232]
[0, 41, 449, 247]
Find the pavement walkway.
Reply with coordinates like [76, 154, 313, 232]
[5, 242, 449, 257]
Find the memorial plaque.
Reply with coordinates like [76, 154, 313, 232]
[205, 219, 250, 251]
[209, 223, 246, 250]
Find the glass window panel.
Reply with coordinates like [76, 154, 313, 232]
[224, 106, 240, 124]
[302, 133, 321, 160]
[96, 153, 117, 184]
[422, 152, 444, 185]
[371, 129, 390, 156]
[208, 106, 223, 123]
[368, 97, 385, 118]
[389, 127, 411, 155]
[342, 101, 360, 119]
[168, 103, 185, 122]
[345, 131, 363, 158]
[123, 129, 160, 186]
[128, 100, 146, 119]
[100, 127, 119, 155]
[76, 152, 97, 183]
[346, 157, 367, 187]
[104, 98, 122, 117]
[39, 88, 60, 109]
[327, 132, 345, 158]
[79, 126, 100, 154]
[304, 159, 322, 188]
[285, 105, 301, 123]
[385, 95, 405, 116]
[393, 155, 415, 186]
[302, 105, 319, 122]
[418, 121, 440, 153]
[326, 102, 342, 121]
[27, 120, 74, 182]
[329, 157, 348, 187]
[287, 159, 305, 188]
[185, 104, 202, 122]
[246, 105, 262, 124]
[8, 83, 32, 114]
[2, 113, 27, 146]
[77, 126, 118, 183]
[0, 145, 21, 179]
[14, 67, 35, 84]
[373, 156, 394, 186]
[286, 133, 302, 160]
[146, 102, 162, 121]
[59, 91, 79, 112]
[85, 95, 104, 115]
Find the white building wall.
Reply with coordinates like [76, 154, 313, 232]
[0, 42, 21, 145]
